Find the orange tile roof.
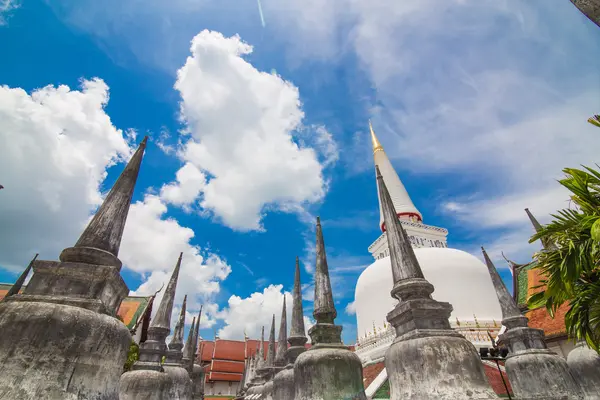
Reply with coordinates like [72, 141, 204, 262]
[209, 372, 243, 382]
[214, 340, 246, 361]
[362, 361, 385, 389]
[245, 339, 269, 359]
[199, 341, 215, 362]
[526, 303, 569, 338]
[483, 363, 513, 396]
[211, 360, 245, 374]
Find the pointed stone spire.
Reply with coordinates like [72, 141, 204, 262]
[169, 294, 187, 349]
[191, 306, 203, 367]
[289, 257, 307, 342]
[274, 297, 287, 367]
[313, 217, 336, 324]
[525, 208, 555, 249]
[481, 248, 522, 319]
[151, 252, 183, 331]
[376, 165, 427, 289]
[6, 254, 38, 298]
[256, 326, 265, 370]
[266, 314, 277, 367]
[370, 122, 422, 231]
[60, 137, 148, 268]
[182, 317, 196, 369]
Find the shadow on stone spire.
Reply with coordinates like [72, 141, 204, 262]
[182, 317, 197, 372]
[313, 216, 337, 324]
[5, 253, 38, 298]
[274, 296, 288, 368]
[152, 252, 183, 331]
[482, 248, 521, 320]
[61, 137, 148, 268]
[166, 294, 187, 364]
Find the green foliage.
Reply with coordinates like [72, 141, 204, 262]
[528, 166, 600, 352]
[123, 341, 140, 372]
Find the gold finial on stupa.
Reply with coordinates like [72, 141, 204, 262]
[369, 120, 384, 154]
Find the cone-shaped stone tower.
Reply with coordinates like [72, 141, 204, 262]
[120, 253, 186, 400]
[378, 165, 496, 400]
[191, 306, 205, 399]
[164, 291, 193, 400]
[567, 340, 600, 399]
[182, 317, 197, 372]
[274, 297, 288, 369]
[0, 138, 148, 399]
[482, 248, 583, 399]
[245, 327, 266, 397]
[274, 257, 308, 400]
[294, 217, 366, 400]
[259, 314, 278, 400]
[569, 0, 600, 28]
[5, 253, 38, 298]
[62, 137, 148, 268]
[525, 208, 556, 250]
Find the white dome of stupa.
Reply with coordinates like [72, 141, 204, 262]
[355, 247, 502, 340]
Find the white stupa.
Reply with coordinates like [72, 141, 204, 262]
[353, 122, 503, 365]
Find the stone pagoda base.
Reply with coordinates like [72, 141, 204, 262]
[294, 345, 366, 400]
[0, 299, 131, 400]
[273, 365, 295, 400]
[163, 364, 193, 400]
[119, 370, 171, 400]
[567, 341, 600, 400]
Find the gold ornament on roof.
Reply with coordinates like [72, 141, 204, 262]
[369, 120, 384, 154]
[473, 314, 480, 328]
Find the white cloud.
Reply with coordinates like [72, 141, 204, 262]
[122, 194, 231, 327]
[0, 0, 19, 25]
[345, 300, 356, 315]
[0, 79, 131, 271]
[166, 30, 334, 231]
[217, 284, 314, 341]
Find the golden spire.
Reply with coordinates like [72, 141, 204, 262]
[369, 120, 384, 154]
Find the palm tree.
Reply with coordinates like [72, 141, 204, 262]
[570, 0, 600, 28]
[589, 115, 600, 128]
[528, 166, 600, 352]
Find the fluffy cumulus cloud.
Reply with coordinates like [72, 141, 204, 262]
[121, 195, 231, 326]
[0, 79, 131, 271]
[164, 30, 335, 231]
[0, 78, 231, 329]
[217, 284, 314, 341]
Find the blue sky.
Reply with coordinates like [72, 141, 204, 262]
[1, 0, 599, 344]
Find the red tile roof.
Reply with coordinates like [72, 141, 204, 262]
[209, 372, 243, 382]
[362, 361, 385, 389]
[214, 340, 246, 361]
[245, 339, 269, 359]
[211, 360, 245, 374]
[198, 341, 215, 363]
[483, 362, 513, 396]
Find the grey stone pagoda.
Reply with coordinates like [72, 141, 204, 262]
[294, 217, 366, 400]
[273, 256, 308, 400]
[4, 253, 37, 298]
[258, 314, 278, 400]
[377, 165, 496, 400]
[482, 248, 583, 399]
[567, 341, 600, 399]
[120, 251, 185, 400]
[0, 137, 148, 399]
[163, 290, 193, 400]
[245, 326, 266, 397]
[190, 306, 205, 399]
[182, 317, 197, 372]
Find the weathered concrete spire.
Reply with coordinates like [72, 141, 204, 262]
[191, 306, 203, 366]
[256, 326, 265, 370]
[151, 252, 183, 331]
[525, 208, 555, 250]
[376, 165, 426, 287]
[289, 256, 307, 344]
[378, 165, 497, 399]
[61, 137, 148, 268]
[6, 253, 38, 298]
[481, 248, 521, 319]
[313, 216, 337, 324]
[182, 317, 196, 369]
[266, 314, 277, 367]
[481, 254, 582, 399]
[169, 295, 187, 350]
[274, 297, 288, 367]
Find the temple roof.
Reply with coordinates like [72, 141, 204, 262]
[0, 284, 151, 331]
